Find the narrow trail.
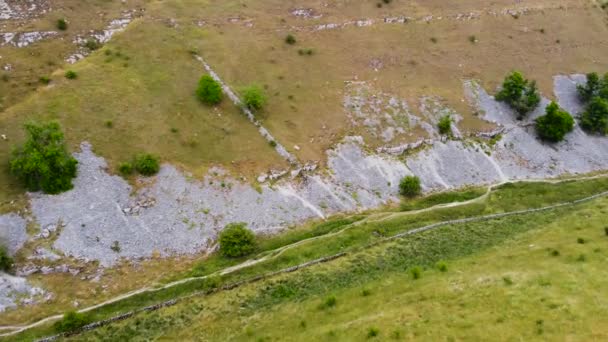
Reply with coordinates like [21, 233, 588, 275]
[0, 174, 606, 337]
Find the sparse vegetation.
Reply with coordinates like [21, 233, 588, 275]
[535, 101, 574, 142]
[9, 121, 78, 194]
[54, 311, 91, 333]
[196, 75, 223, 105]
[241, 85, 267, 111]
[495, 71, 541, 119]
[219, 222, 256, 258]
[399, 175, 421, 198]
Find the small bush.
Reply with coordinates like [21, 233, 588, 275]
[133, 154, 160, 176]
[319, 295, 337, 309]
[54, 311, 91, 332]
[219, 222, 256, 258]
[436, 261, 448, 272]
[285, 34, 296, 45]
[580, 97, 608, 135]
[269, 140, 277, 148]
[409, 266, 422, 280]
[196, 75, 223, 105]
[39, 76, 51, 84]
[104, 120, 113, 128]
[469, 35, 477, 43]
[605, 227, 608, 236]
[111, 241, 121, 253]
[241, 85, 267, 111]
[367, 327, 380, 338]
[495, 71, 541, 118]
[57, 18, 68, 31]
[399, 175, 421, 198]
[438, 115, 452, 135]
[64, 70, 77, 79]
[361, 289, 371, 296]
[535, 101, 574, 142]
[10, 122, 78, 194]
[118, 162, 133, 176]
[84, 38, 101, 51]
[577, 237, 586, 244]
[550, 249, 560, 256]
[576, 72, 607, 103]
[0, 246, 13, 272]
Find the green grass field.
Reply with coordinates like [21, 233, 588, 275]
[5, 177, 608, 341]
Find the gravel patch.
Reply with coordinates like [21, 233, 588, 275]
[0, 213, 27, 256]
[0, 273, 45, 312]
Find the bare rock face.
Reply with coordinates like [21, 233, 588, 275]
[21, 75, 608, 267]
[0, 213, 27, 255]
[0, 272, 45, 312]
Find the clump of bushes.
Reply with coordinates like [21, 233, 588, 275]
[241, 85, 267, 111]
[133, 154, 160, 176]
[9, 121, 78, 194]
[64, 70, 77, 79]
[399, 175, 421, 198]
[577, 72, 608, 135]
[0, 246, 13, 272]
[285, 34, 296, 45]
[196, 75, 223, 105]
[535, 101, 574, 142]
[495, 71, 541, 119]
[437, 115, 452, 135]
[56, 18, 68, 31]
[219, 222, 256, 258]
[54, 311, 91, 332]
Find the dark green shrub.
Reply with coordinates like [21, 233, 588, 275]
[9, 122, 78, 194]
[54, 311, 91, 332]
[219, 222, 256, 258]
[605, 227, 608, 236]
[0, 246, 13, 272]
[577, 237, 586, 244]
[436, 261, 448, 272]
[409, 266, 422, 279]
[118, 162, 133, 176]
[361, 289, 371, 296]
[495, 71, 541, 118]
[577, 72, 603, 102]
[437, 115, 452, 135]
[57, 18, 68, 31]
[550, 249, 560, 256]
[84, 38, 101, 51]
[535, 101, 574, 142]
[469, 35, 477, 43]
[242, 85, 266, 111]
[502, 276, 513, 285]
[580, 97, 608, 135]
[399, 175, 421, 198]
[64, 70, 77, 79]
[39, 76, 51, 84]
[133, 154, 160, 176]
[285, 34, 296, 45]
[367, 327, 380, 338]
[196, 75, 223, 105]
[269, 140, 277, 147]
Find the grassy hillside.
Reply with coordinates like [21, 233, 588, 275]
[68, 182, 608, 341]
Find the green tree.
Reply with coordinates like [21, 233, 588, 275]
[535, 101, 574, 142]
[241, 85, 267, 111]
[219, 222, 256, 258]
[577, 72, 602, 103]
[10, 122, 78, 194]
[399, 175, 421, 198]
[196, 75, 223, 105]
[437, 115, 452, 135]
[0, 246, 13, 272]
[495, 71, 541, 119]
[580, 97, 608, 135]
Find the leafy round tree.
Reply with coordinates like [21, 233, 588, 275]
[133, 154, 160, 176]
[10, 122, 78, 194]
[580, 97, 608, 135]
[577, 72, 602, 103]
[399, 175, 421, 198]
[495, 71, 541, 119]
[535, 101, 574, 142]
[219, 222, 256, 258]
[241, 85, 267, 111]
[196, 75, 223, 105]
